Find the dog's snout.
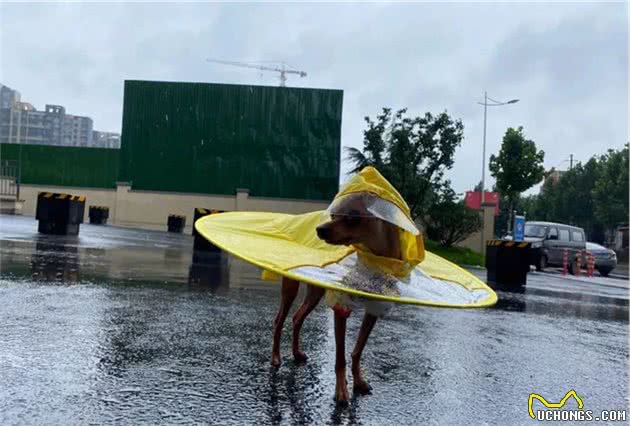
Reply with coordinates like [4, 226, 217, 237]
[316, 225, 330, 240]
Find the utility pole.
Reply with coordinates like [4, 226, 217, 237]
[569, 154, 574, 170]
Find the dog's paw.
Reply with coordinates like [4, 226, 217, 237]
[335, 380, 350, 403]
[334, 389, 350, 404]
[271, 353, 281, 368]
[293, 350, 308, 364]
[353, 379, 372, 395]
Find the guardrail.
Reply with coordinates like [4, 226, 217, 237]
[0, 160, 20, 198]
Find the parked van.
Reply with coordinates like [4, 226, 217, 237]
[523, 221, 587, 273]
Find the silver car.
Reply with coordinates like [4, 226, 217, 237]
[583, 242, 617, 276]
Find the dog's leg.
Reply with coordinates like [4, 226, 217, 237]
[271, 277, 299, 368]
[291, 285, 325, 362]
[351, 313, 377, 395]
[334, 308, 351, 403]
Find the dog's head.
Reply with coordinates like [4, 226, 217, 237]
[316, 167, 424, 273]
[316, 193, 399, 250]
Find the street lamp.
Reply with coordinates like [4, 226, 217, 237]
[478, 92, 519, 204]
[477, 92, 519, 253]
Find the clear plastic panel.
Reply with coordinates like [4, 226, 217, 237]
[326, 192, 419, 235]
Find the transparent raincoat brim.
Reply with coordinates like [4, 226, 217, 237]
[325, 192, 420, 236]
[195, 210, 497, 308]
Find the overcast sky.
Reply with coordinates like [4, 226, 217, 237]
[1, 1, 627, 194]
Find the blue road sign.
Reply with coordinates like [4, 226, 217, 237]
[514, 215, 525, 242]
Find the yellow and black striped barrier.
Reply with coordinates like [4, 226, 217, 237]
[36, 192, 86, 235]
[193, 207, 226, 253]
[485, 239, 532, 289]
[486, 240, 530, 248]
[194, 208, 224, 216]
[39, 192, 86, 203]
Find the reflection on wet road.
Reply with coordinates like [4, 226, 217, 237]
[1, 216, 628, 425]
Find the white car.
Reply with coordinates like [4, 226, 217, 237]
[583, 242, 617, 277]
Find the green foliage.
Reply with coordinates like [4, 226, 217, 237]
[346, 108, 464, 220]
[425, 187, 482, 247]
[498, 161, 600, 237]
[489, 127, 545, 220]
[518, 145, 628, 243]
[593, 147, 629, 228]
[519, 194, 542, 219]
[424, 240, 485, 267]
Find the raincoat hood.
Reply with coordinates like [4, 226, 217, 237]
[334, 166, 413, 221]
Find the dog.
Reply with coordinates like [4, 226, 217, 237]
[270, 195, 403, 403]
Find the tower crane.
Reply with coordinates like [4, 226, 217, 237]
[206, 59, 307, 87]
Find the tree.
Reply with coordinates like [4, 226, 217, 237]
[593, 145, 629, 229]
[347, 108, 464, 220]
[519, 194, 541, 220]
[494, 190, 519, 238]
[555, 159, 600, 233]
[489, 127, 545, 228]
[425, 187, 482, 247]
[511, 145, 629, 243]
[492, 190, 538, 238]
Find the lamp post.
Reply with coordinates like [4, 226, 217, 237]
[477, 92, 519, 251]
[478, 92, 519, 204]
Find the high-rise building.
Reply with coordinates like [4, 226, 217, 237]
[63, 111, 93, 147]
[0, 83, 119, 148]
[0, 84, 20, 109]
[92, 131, 121, 148]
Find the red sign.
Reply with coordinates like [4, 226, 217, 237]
[465, 191, 500, 216]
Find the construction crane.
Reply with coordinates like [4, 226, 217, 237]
[206, 59, 307, 87]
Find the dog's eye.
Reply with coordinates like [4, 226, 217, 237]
[343, 215, 362, 227]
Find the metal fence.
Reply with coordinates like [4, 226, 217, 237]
[0, 160, 20, 198]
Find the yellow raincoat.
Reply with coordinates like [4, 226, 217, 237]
[196, 167, 497, 308]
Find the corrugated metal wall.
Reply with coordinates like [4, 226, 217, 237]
[0, 144, 119, 188]
[119, 80, 343, 200]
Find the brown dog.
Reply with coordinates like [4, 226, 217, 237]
[270, 199, 402, 403]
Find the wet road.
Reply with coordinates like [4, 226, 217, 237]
[1, 215, 628, 425]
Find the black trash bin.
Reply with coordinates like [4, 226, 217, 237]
[36, 192, 86, 235]
[167, 214, 186, 233]
[485, 240, 532, 289]
[192, 208, 224, 253]
[89, 206, 109, 225]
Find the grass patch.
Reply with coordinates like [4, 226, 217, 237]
[424, 240, 485, 267]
